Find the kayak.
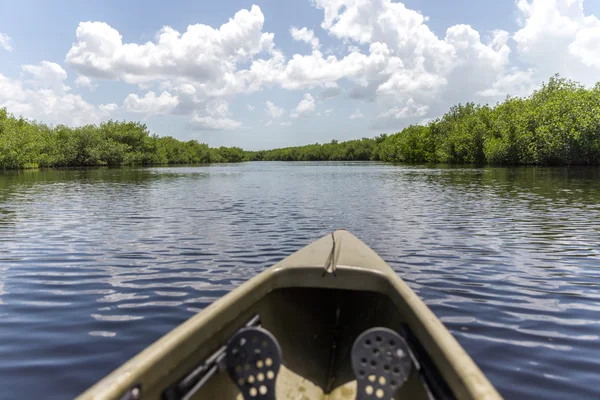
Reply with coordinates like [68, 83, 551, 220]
[78, 230, 501, 400]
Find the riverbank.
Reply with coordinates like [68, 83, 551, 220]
[2, 75, 599, 170]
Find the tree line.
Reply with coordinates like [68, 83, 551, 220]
[0, 112, 245, 169]
[1, 75, 599, 169]
[374, 75, 600, 165]
[251, 76, 600, 165]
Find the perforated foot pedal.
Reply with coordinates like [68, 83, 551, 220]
[352, 327, 412, 400]
[226, 327, 282, 400]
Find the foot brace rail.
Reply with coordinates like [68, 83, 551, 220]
[162, 315, 282, 400]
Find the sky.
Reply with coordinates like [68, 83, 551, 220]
[1, 0, 600, 150]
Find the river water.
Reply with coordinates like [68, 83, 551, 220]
[0, 162, 599, 399]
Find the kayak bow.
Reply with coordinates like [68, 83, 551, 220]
[79, 230, 501, 400]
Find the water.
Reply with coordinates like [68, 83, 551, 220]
[0, 162, 599, 399]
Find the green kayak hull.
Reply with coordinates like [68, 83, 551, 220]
[79, 230, 501, 400]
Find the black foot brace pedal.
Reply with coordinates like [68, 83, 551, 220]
[352, 327, 412, 400]
[226, 327, 282, 400]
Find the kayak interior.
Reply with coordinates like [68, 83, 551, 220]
[160, 286, 454, 400]
[79, 231, 499, 400]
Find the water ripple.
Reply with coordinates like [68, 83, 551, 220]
[0, 164, 599, 399]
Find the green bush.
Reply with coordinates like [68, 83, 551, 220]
[0, 113, 247, 169]
[2, 74, 600, 169]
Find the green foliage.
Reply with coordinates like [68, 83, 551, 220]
[213, 146, 245, 162]
[2, 75, 600, 169]
[377, 75, 600, 165]
[247, 138, 379, 162]
[375, 125, 434, 163]
[248, 75, 600, 165]
[0, 113, 246, 169]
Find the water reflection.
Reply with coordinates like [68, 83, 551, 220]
[0, 163, 599, 399]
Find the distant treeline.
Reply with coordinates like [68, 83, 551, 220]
[0, 110, 245, 169]
[250, 76, 600, 165]
[1, 75, 599, 169]
[245, 137, 383, 161]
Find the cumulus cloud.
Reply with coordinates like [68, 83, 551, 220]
[64, 5, 280, 128]
[291, 93, 315, 118]
[264, 100, 284, 119]
[320, 81, 342, 99]
[264, 100, 285, 126]
[278, 42, 397, 90]
[477, 68, 537, 97]
[66, 5, 274, 90]
[290, 27, 320, 50]
[0, 62, 103, 126]
[513, 0, 600, 85]
[119, 84, 242, 129]
[59, 1, 515, 127]
[22, 61, 67, 82]
[75, 75, 98, 90]
[191, 115, 241, 130]
[324, 108, 333, 116]
[123, 91, 179, 114]
[5, 0, 599, 132]
[190, 100, 241, 131]
[22, 61, 70, 92]
[0, 32, 12, 51]
[377, 99, 429, 119]
[167, 84, 203, 115]
[293, 0, 511, 120]
[99, 103, 118, 114]
[570, 26, 600, 68]
[349, 109, 364, 119]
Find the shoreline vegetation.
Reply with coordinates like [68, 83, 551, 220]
[2, 75, 600, 170]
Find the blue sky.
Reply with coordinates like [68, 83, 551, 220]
[1, 0, 600, 149]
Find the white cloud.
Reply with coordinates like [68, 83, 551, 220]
[22, 61, 70, 92]
[324, 108, 333, 116]
[205, 99, 230, 117]
[64, 6, 274, 128]
[264, 100, 285, 126]
[0, 32, 12, 52]
[570, 26, 600, 68]
[278, 42, 396, 90]
[0, 62, 102, 126]
[314, 0, 456, 70]
[190, 99, 241, 131]
[191, 115, 241, 130]
[119, 85, 243, 129]
[169, 84, 202, 115]
[59, 1, 512, 127]
[320, 81, 342, 99]
[123, 91, 179, 114]
[349, 109, 364, 119]
[66, 5, 274, 92]
[75, 75, 98, 91]
[264, 100, 284, 119]
[477, 68, 536, 97]
[290, 27, 320, 50]
[513, 0, 600, 85]
[377, 99, 429, 119]
[22, 61, 67, 81]
[284, 0, 512, 119]
[6, 0, 597, 133]
[280, 121, 291, 126]
[291, 93, 316, 118]
[99, 103, 118, 114]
